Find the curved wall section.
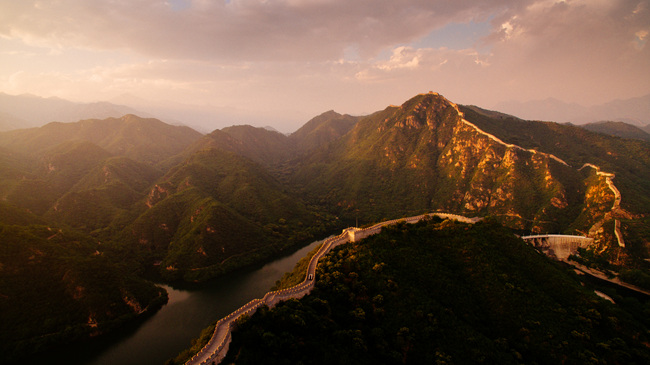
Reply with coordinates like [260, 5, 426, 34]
[186, 212, 482, 365]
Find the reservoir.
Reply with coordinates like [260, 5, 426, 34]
[28, 237, 327, 365]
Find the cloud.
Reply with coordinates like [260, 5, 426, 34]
[0, 0, 648, 129]
[479, 0, 650, 103]
[0, 0, 521, 62]
[345, 0, 650, 106]
[355, 47, 476, 80]
[375, 47, 423, 71]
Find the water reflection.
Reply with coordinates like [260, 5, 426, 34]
[31, 237, 327, 365]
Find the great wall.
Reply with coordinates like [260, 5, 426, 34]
[579, 163, 625, 248]
[184, 212, 603, 365]
[185, 213, 480, 365]
[183, 94, 628, 365]
[449, 94, 624, 249]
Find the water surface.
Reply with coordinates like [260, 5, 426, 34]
[30, 238, 326, 365]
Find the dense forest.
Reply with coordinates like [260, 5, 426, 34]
[223, 218, 650, 364]
[0, 211, 167, 362]
[1, 93, 649, 362]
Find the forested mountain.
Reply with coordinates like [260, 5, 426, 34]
[119, 147, 331, 282]
[0, 116, 202, 361]
[495, 93, 650, 126]
[580, 121, 650, 142]
[0, 147, 36, 196]
[464, 105, 650, 204]
[45, 156, 163, 234]
[0, 114, 203, 165]
[0, 202, 166, 363]
[224, 218, 650, 364]
[0, 93, 147, 129]
[290, 93, 648, 260]
[183, 126, 295, 168]
[288, 110, 360, 152]
[177, 111, 360, 170]
[5, 141, 113, 215]
[460, 104, 650, 259]
[1, 92, 649, 363]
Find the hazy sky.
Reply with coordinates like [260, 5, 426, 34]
[1, 0, 649, 131]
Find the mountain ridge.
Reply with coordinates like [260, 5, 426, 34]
[289, 110, 361, 152]
[495, 94, 650, 126]
[0, 114, 203, 165]
[291, 92, 650, 262]
[1, 91, 648, 363]
[580, 121, 650, 142]
[0, 92, 149, 129]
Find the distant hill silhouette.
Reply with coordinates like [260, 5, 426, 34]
[495, 94, 650, 126]
[0, 92, 150, 129]
[580, 121, 650, 142]
[0, 114, 202, 165]
[289, 110, 360, 152]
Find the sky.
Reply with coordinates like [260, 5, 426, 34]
[0, 0, 649, 132]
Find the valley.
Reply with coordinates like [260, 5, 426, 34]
[0, 92, 648, 363]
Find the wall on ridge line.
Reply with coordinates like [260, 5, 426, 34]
[188, 212, 480, 365]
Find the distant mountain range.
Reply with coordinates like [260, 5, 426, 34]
[0, 92, 648, 362]
[0, 92, 316, 134]
[495, 94, 650, 127]
[4, 91, 649, 134]
[579, 121, 650, 142]
[0, 93, 152, 131]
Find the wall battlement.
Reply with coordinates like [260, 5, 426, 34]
[186, 212, 481, 365]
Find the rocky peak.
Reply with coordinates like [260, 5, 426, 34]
[381, 92, 460, 131]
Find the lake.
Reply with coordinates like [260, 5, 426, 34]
[28, 237, 327, 365]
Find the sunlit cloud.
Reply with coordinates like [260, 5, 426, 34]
[635, 29, 648, 49]
[0, 0, 517, 62]
[0, 0, 648, 130]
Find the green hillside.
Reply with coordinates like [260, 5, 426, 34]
[291, 93, 607, 242]
[45, 156, 162, 234]
[0, 114, 202, 165]
[224, 218, 650, 364]
[0, 147, 37, 199]
[221, 125, 295, 165]
[289, 110, 360, 152]
[0, 201, 46, 226]
[5, 141, 112, 215]
[0, 218, 165, 363]
[120, 147, 334, 281]
[0, 95, 649, 363]
[460, 105, 650, 258]
[580, 121, 650, 142]
[173, 126, 294, 170]
[461, 105, 650, 214]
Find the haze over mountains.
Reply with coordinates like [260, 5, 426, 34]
[0, 92, 310, 134]
[495, 94, 650, 127]
[2, 91, 650, 135]
[580, 121, 650, 143]
[0, 93, 148, 131]
[1, 91, 649, 363]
